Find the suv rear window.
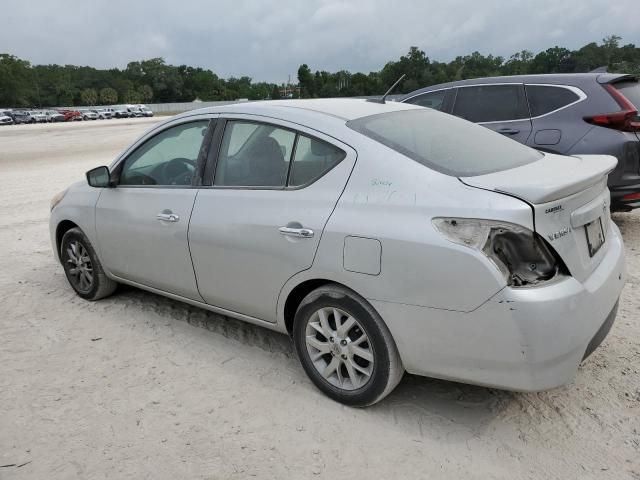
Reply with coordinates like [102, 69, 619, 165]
[526, 85, 580, 117]
[614, 80, 640, 109]
[452, 84, 529, 122]
[347, 109, 543, 177]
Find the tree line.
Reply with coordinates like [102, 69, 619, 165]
[297, 35, 640, 98]
[1, 35, 638, 108]
[0, 56, 282, 108]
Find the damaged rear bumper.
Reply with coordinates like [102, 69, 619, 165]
[370, 222, 626, 392]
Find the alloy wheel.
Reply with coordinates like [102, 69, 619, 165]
[305, 307, 374, 390]
[65, 240, 94, 293]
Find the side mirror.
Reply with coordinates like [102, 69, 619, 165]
[86, 166, 112, 188]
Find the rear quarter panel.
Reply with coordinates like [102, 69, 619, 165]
[279, 137, 535, 316]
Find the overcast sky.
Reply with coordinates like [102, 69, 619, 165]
[1, 0, 638, 83]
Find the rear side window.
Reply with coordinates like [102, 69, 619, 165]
[404, 90, 447, 110]
[289, 135, 345, 187]
[452, 84, 529, 122]
[213, 121, 345, 188]
[347, 109, 543, 177]
[526, 85, 580, 117]
[614, 80, 640, 109]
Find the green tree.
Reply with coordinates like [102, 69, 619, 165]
[80, 88, 97, 105]
[271, 85, 281, 99]
[138, 84, 153, 102]
[99, 87, 118, 104]
[297, 64, 315, 98]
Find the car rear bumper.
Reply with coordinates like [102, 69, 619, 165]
[370, 221, 626, 391]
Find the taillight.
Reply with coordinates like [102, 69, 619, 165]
[432, 218, 566, 287]
[584, 84, 640, 132]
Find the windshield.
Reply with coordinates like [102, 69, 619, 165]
[347, 109, 543, 177]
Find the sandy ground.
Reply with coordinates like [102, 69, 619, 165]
[0, 119, 639, 480]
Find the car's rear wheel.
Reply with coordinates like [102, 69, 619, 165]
[293, 284, 404, 406]
[60, 227, 117, 301]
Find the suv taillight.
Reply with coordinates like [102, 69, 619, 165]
[584, 83, 640, 132]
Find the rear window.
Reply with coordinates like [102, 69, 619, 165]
[347, 109, 543, 177]
[526, 85, 580, 117]
[614, 80, 640, 109]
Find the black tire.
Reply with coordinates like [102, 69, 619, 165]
[60, 227, 117, 301]
[293, 284, 404, 406]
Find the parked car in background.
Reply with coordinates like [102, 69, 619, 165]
[29, 111, 49, 123]
[111, 106, 130, 118]
[0, 110, 14, 125]
[125, 105, 145, 117]
[58, 109, 83, 122]
[401, 73, 640, 211]
[45, 110, 65, 122]
[0, 112, 13, 125]
[81, 110, 98, 121]
[11, 111, 33, 124]
[137, 105, 154, 117]
[50, 99, 625, 406]
[93, 109, 113, 120]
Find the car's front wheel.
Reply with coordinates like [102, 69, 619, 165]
[60, 227, 117, 301]
[293, 284, 404, 406]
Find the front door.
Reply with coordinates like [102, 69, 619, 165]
[188, 117, 356, 322]
[95, 118, 212, 300]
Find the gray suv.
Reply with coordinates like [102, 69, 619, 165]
[401, 74, 640, 211]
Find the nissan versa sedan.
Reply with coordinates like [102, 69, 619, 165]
[50, 99, 626, 406]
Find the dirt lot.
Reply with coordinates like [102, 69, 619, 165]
[0, 119, 639, 479]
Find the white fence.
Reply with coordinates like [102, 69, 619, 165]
[145, 100, 249, 114]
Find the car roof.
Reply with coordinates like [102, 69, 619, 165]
[401, 73, 635, 98]
[175, 98, 421, 123]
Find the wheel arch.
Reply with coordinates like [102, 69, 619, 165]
[281, 277, 381, 337]
[55, 220, 80, 258]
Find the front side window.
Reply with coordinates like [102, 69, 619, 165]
[405, 90, 448, 111]
[347, 109, 543, 177]
[214, 121, 295, 187]
[119, 121, 209, 186]
[526, 85, 580, 117]
[452, 84, 529, 123]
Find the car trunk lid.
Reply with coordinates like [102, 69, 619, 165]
[460, 153, 617, 282]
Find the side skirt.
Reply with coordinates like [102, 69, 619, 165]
[109, 274, 286, 334]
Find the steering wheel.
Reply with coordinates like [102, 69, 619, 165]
[161, 157, 195, 185]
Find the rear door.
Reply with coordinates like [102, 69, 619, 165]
[188, 116, 356, 322]
[451, 84, 533, 144]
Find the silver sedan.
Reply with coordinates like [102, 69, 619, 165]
[50, 99, 625, 406]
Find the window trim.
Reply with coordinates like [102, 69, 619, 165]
[110, 116, 216, 189]
[524, 84, 587, 120]
[204, 116, 347, 191]
[404, 82, 587, 124]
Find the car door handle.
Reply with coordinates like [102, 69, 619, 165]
[497, 127, 520, 135]
[156, 212, 180, 222]
[279, 226, 314, 238]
